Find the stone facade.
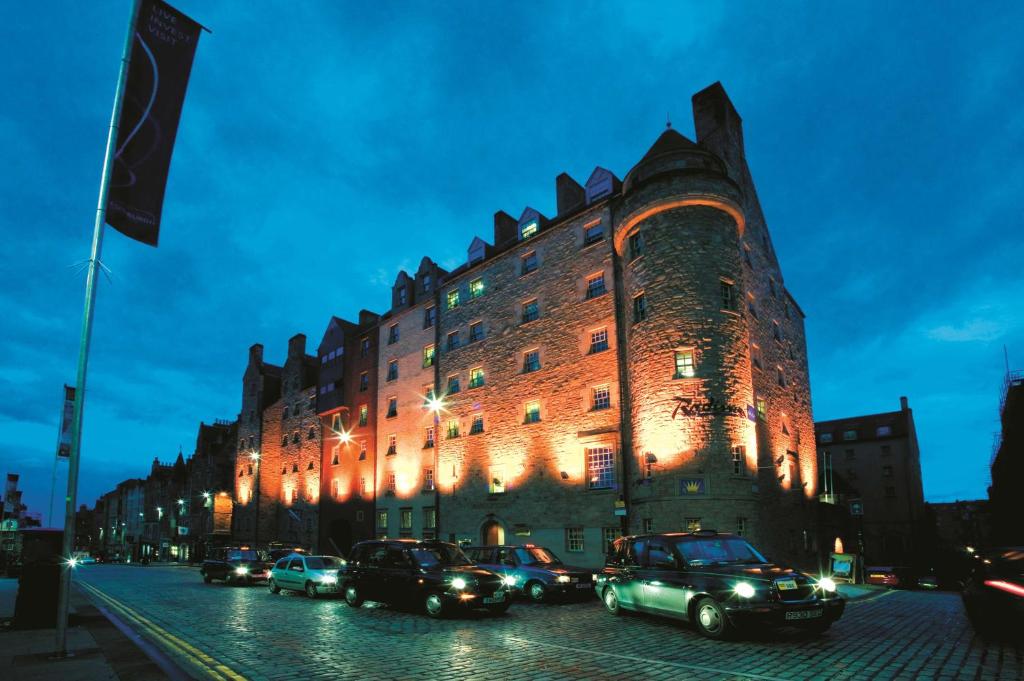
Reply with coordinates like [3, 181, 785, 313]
[233, 344, 281, 544]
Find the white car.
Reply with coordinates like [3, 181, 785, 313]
[268, 554, 345, 599]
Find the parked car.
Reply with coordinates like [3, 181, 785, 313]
[268, 547, 307, 564]
[962, 547, 1024, 640]
[596, 530, 845, 639]
[268, 553, 344, 599]
[865, 566, 901, 588]
[341, 539, 514, 618]
[465, 544, 595, 602]
[200, 546, 271, 585]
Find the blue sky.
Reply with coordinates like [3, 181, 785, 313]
[2, 1, 1022, 522]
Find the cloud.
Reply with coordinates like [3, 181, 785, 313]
[926, 320, 1007, 343]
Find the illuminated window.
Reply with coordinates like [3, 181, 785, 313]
[843, 430, 857, 441]
[386, 397, 397, 418]
[400, 508, 413, 531]
[359, 372, 368, 392]
[422, 344, 435, 368]
[387, 473, 396, 493]
[524, 401, 541, 424]
[522, 299, 539, 323]
[446, 419, 460, 439]
[397, 286, 407, 305]
[521, 251, 538, 275]
[331, 479, 340, 499]
[685, 517, 702, 532]
[586, 446, 615, 489]
[720, 280, 736, 311]
[565, 527, 584, 553]
[674, 350, 695, 379]
[377, 510, 388, 529]
[876, 426, 892, 437]
[423, 507, 436, 531]
[520, 220, 538, 240]
[447, 374, 460, 394]
[633, 293, 647, 322]
[423, 468, 435, 491]
[387, 360, 398, 381]
[628, 232, 644, 260]
[756, 398, 767, 420]
[358, 405, 368, 427]
[447, 289, 460, 310]
[589, 328, 609, 354]
[470, 414, 484, 435]
[732, 445, 745, 476]
[424, 426, 435, 448]
[469, 321, 484, 342]
[592, 385, 611, 410]
[489, 465, 506, 494]
[386, 434, 396, 456]
[469, 278, 484, 299]
[585, 273, 606, 299]
[583, 221, 603, 246]
[736, 517, 748, 537]
[388, 324, 399, 345]
[469, 367, 485, 389]
[751, 343, 762, 370]
[424, 306, 436, 328]
[523, 350, 541, 373]
[447, 331, 460, 351]
[358, 440, 366, 460]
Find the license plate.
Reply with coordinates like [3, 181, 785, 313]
[777, 579, 798, 591]
[576, 583, 592, 589]
[785, 609, 823, 620]
[483, 593, 505, 604]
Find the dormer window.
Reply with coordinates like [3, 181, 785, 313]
[520, 220, 538, 240]
[397, 286, 407, 306]
[468, 239, 486, 265]
[422, 274, 432, 293]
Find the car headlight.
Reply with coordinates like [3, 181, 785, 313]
[734, 581, 756, 598]
[451, 577, 467, 590]
[320, 575, 338, 585]
[818, 577, 837, 593]
[503, 575, 517, 587]
[234, 566, 249, 575]
[556, 575, 571, 584]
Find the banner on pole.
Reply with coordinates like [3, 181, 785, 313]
[106, 0, 202, 247]
[57, 385, 76, 458]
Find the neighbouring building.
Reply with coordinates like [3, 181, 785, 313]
[816, 396, 927, 566]
[989, 369, 1023, 545]
[141, 455, 188, 561]
[928, 500, 992, 552]
[183, 419, 238, 561]
[317, 311, 380, 555]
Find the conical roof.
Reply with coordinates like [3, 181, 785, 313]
[639, 128, 698, 162]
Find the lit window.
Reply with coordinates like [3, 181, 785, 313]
[686, 518, 702, 532]
[586, 446, 615, 489]
[447, 375, 460, 394]
[592, 385, 611, 410]
[585, 273, 607, 299]
[358, 440, 367, 460]
[469, 367, 485, 389]
[524, 401, 541, 424]
[386, 397, 397, 418]
[756, 398, 767, 420]
[386, 434, 396, 456]
[446, 419, 460, 439]
[736, 517, 747, 537]
[387, 473, 396, 493]
[424, 426, 435, 448]
[423, 345, 435, 368]
[469, 322, 484, 342]
[628, 232, 644, 260]
[522, 299, 539, 323]
[489, 466, 506, 494]
[469, 278, 484, 299]
[423, 468, 435, 491]
[843, 430, 857, 441]
[520, 220, 538, 240]
[447, 289, 460, 310]
[470, 414, 484, 434]
[583, 221, 603, 246]
[876, 426, 892, 437]
[603, 527, 622, 552]
[424, 306, 436, 328]
[633, 293, 647, 322]
[387, 360, 398, 381]
[566, 527, 584, 552]
[521, 251, 538, 275]
[358, 405, 368, 427]
[720, 280, 736, 311]
[377, 510, 387, 529]
[447, 331, 460, 351]
[674, 350, 695, 379]
[523, 350, 541, 373]
[423, 506, 437, 531]
[732, 445, 745, 476]
[400, 508, 413, 530]
[359, 372, 368, 392]
[388, 324, 399, 344]
[590, 328, 609, 354]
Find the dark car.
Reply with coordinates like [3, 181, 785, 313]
[962, 547, 1024, 640]
[465, 544, 595, 602]
[596, 530, 845, 639]
[341, 539, 514, 618]
[268, 547, 307, 564]
[200, 546, 271, 585]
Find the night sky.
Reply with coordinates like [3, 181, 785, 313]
[3, 2, 1022, 523]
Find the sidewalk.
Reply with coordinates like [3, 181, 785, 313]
[837, 582, 888, 602]
[0, 577, 171, 681]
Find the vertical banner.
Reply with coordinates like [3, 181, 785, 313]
[106, 0, 202, 246]
[57, 385, 76, 458]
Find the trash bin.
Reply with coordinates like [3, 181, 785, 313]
[13, 528, 64, 629]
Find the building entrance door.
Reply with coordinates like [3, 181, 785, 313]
[482, 520, 504, 545]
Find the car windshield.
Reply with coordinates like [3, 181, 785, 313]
[306, 556, 342, 570]
[514, 547, 562, 565]
[672, 538, 767, 566]
[409, 545, 473, 568]
[227, 550, 260, 561]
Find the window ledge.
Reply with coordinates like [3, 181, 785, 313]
[581, 238, 605, 251]
[519, 269, 538, 280]
[583, 291, 610, 303]
[720, 309, 741, 317]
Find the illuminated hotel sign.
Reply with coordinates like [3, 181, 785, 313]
[671, 395, 745, 420]
[679, 478, 707, 495]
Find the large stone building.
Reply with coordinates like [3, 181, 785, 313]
[815, 396, 927, 566]
[234, 343, 281, 543]
[989, 369, 1023, 545]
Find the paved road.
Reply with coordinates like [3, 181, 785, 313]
[76, 565, 1021, 681]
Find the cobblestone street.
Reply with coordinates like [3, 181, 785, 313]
[74, 565, 1022, 681]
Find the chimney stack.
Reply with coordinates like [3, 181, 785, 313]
[900, 396, 909, 411]
[288, 333, 306, 358]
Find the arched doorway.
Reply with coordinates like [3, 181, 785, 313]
[482, 520, 504, 545]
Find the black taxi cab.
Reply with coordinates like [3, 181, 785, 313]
[200, 546, 272, 586]
[596, 530, 845, 639]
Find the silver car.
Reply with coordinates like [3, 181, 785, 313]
[268, 554, 345, 599]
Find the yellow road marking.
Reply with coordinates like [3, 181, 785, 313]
[78, 580, 248, 681]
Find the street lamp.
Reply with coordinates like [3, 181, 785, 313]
[250, 450, 261, 549]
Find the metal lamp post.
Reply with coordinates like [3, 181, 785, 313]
[250, 451, 261, 549]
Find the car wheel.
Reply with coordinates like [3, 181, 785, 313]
[694, 597, 734, 640]
[305, 582, 319, 599]
[603, 587, 623, 616]
[344, 584, 364, 608]
[526, 581, 546, 603]
[268, 578, 280, 594]
[487, 599, 512, 615]
[424, 592, 447, 619]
